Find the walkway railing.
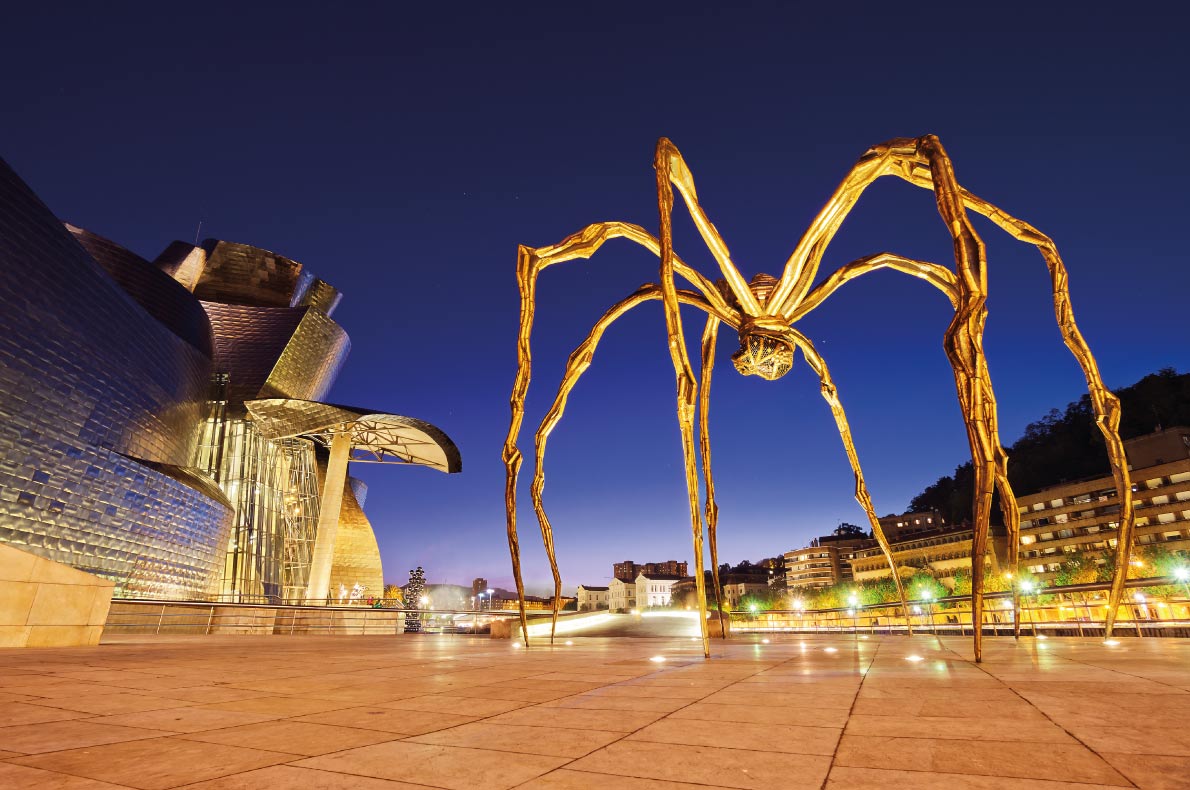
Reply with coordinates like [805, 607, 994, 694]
[730, 576, 1190, 637]
[104, 599, 555, 637]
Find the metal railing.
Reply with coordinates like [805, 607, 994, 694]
[731, 576, 1190, 637]
[104, 599, 556, 637]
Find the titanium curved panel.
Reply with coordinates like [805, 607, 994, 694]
[0, 158, 232, 597]
[153, 241, 207, 292]
[202, 303, 307, 405]
[327, 474, 384, 599]
[194, 240, 313, 308]
[67, 225, 214, 358]
[299, 278, 342, 317]
[261, 308, 350, 402]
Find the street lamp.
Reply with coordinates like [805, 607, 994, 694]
[848, 593, 859, 637]
[922, 591, 935, 636]
[486, 588, 494, 611]
[1020, 580, 1037, 635]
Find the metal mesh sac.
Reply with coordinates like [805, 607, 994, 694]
[731, 333, 795, 380]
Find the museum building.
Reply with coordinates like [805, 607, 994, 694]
[0, 157, 459, 603]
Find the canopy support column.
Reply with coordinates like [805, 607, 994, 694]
[305, 430, 352, 604]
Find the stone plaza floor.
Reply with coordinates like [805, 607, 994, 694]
[0, 633, 1187, 789]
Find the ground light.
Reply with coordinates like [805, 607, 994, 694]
[1104, 639, 1120, 646]
[905, 655, 924, 662]
[823, 647, 837, 653]
[649, 656, 666, 663]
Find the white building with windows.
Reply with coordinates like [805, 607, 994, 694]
[609, 577, 637, 612]
[635, 573, 681, 608]
[722, 579, 770, 609]
[576, 584, 610, 611]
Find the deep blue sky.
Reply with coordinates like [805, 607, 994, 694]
[5, 4, 1187, 594]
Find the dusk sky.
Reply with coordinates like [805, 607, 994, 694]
[5, 4, 1187, 595]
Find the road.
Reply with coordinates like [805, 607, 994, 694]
[566, 612, 702, 638]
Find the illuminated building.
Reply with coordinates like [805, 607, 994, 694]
[785, 532, 876, 591]
[0, 158, 460, 601]
[612, 559, 688, 581]
[576, 584, 610, 611]
[878, 510, 947, 541]
[635, 573, 682, 607]
[850, 525, 975, 583]
[720, 577, 769, 609]
[1017, 427, 1190, 582]
[608, 578, 638, 612]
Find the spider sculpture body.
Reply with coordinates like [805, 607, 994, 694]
[501, 136, 1133, 662]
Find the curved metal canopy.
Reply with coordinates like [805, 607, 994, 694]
[245, 398, 462, 473]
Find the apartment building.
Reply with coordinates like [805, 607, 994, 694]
[613, 559, 688, 581]
[721, 578, 771, 608]
[576, 585, 610, 611]
[878, 510, 947, 541]
[785, 535, 876, 590]
[850, 526, 974, 582]
[609, 577, 637, 612]
[1017, 427, 1190, 582]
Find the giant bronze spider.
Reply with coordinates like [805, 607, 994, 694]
[502, 136, 1133, 662]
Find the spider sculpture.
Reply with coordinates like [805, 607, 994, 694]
[501, 136, 1133, 662]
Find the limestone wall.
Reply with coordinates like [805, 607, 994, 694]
[0, 543, 114, 647]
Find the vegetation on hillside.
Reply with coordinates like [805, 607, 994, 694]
[909, 368, 1190, 525]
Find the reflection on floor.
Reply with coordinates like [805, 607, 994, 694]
[0, 633, 1186, 788]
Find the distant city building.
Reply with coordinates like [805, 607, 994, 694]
[1017, 426, 1190, 582]
[878, 510, 947, 542]
[613, 559, 688, 581]
[609, 577, 638, 612]
[576, 585, 610, 611]
[493, 595, 548, 610]
[721, 576, 771, 609]
[471, 578, 489, 597]
[849, 525, 974, 583]
[635, 573, 682, 607]
[784, 528, 876, 590]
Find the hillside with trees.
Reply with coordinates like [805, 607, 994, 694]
[908, 368, 1190, 526]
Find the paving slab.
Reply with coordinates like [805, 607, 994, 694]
[0, 632, 1185, 788]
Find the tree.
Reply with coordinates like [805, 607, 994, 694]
[833, 523, 868, 538]
[383, 584, 405, 606]
[907, 368, 1190, 519]
[1053, 551, 1099, 587]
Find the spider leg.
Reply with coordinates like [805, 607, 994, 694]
[792, 252, 1023, 637]
[790, 252, 959, 321]
[783, 136, 1128, 640]
[921, 184, 1129, 640]
[655, 138, 763, 316]
[698, 315, 729, 638]
[529, 286, 731, 643]
[504, 224, 740, 647]
[657, 139, 714, 659]
[782, 328, 913, 635]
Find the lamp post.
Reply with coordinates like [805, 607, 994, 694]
[848, 593, 859, 640]
[1173, 568, 1190, 623]
[486, 588, 494, 611]
[922, 591, 935, 636]
[1020, 581, 1037, 635]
